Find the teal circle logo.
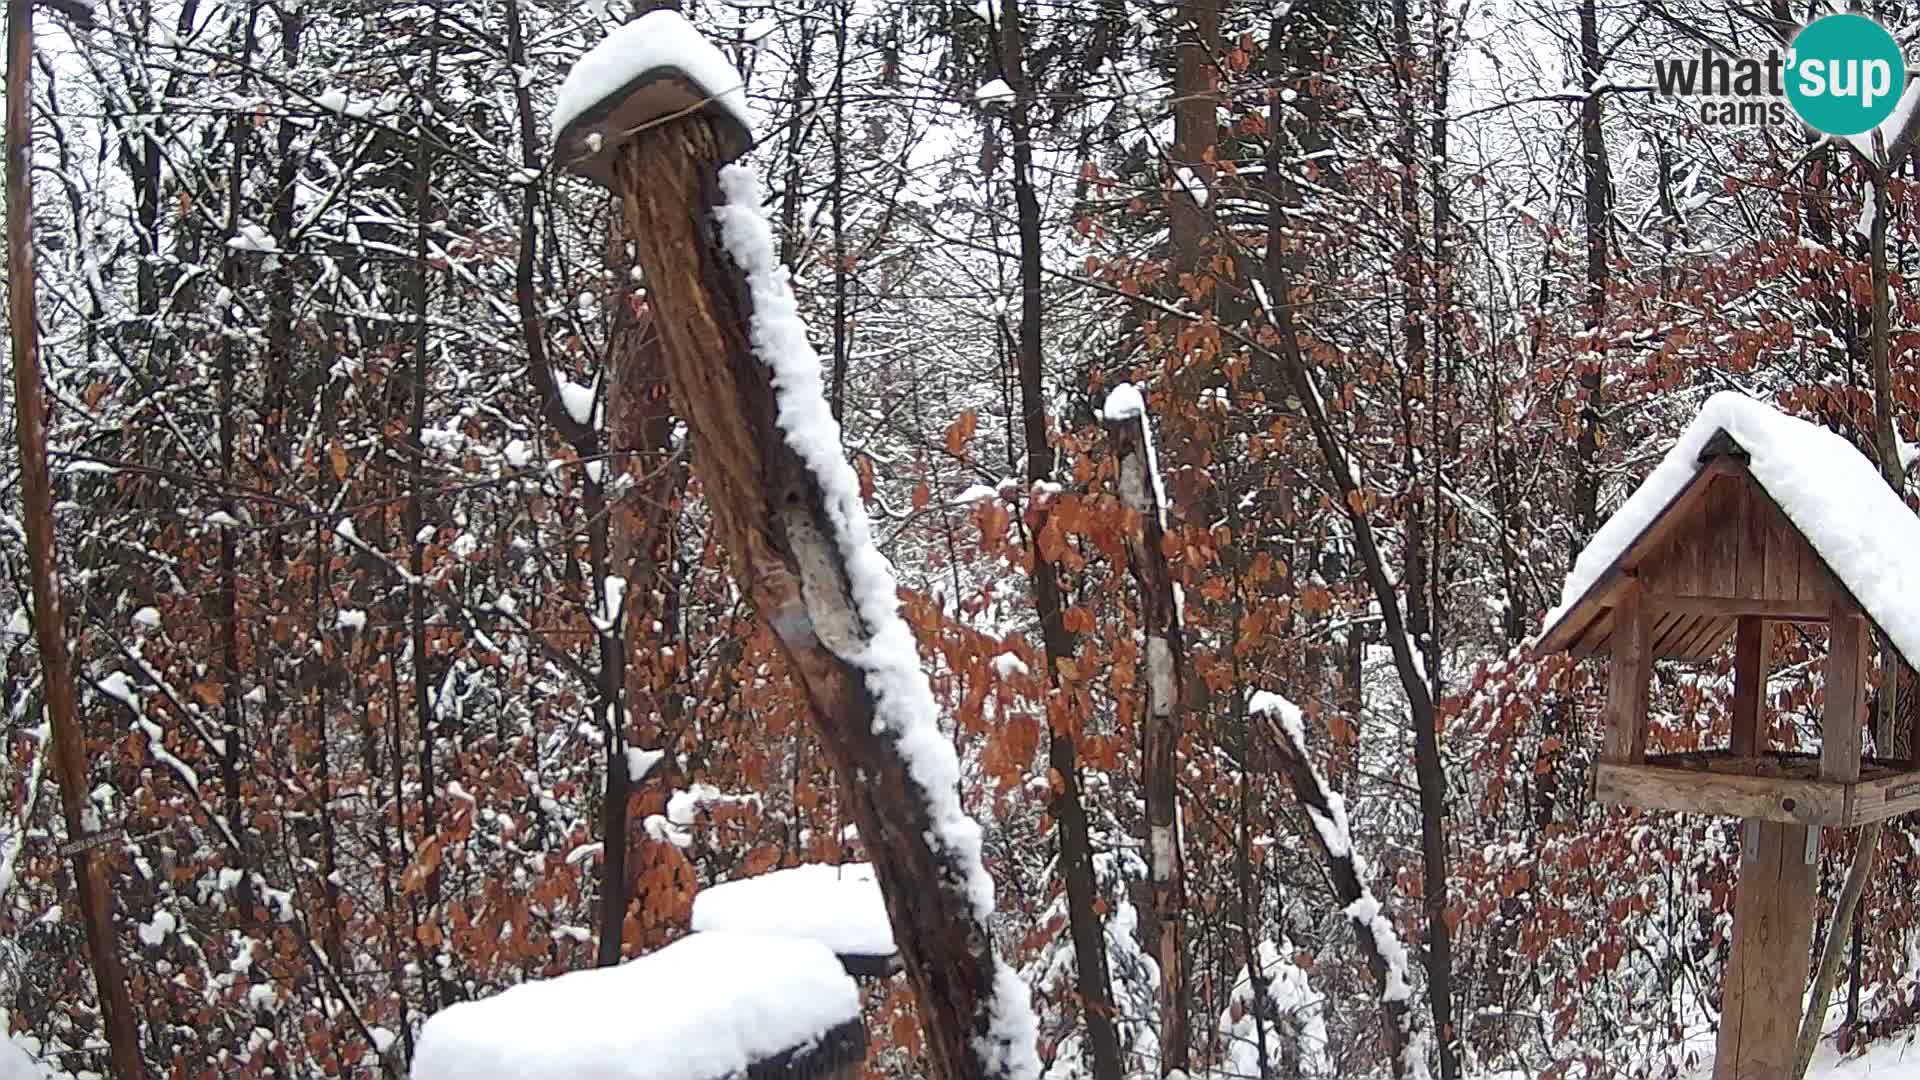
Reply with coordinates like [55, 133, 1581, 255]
[1786, 14, 1905, 135]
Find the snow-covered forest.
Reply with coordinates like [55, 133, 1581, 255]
[6, 0, 1920, 1076]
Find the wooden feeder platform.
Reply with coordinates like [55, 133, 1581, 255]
[1596, 751, 1920, 826]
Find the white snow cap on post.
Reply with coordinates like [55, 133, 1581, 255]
[410, 932, 860, 1080]
[551, 11, 755, 183]
[974, 77, 1015, 109]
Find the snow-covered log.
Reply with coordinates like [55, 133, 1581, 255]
[1248, 691, 1426, 1078]
[1100, 381, 1190, 1075]
[553, 22, 1039, 1080]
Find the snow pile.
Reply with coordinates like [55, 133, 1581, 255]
[550, 10, 755, 143]
[711, 164, 1040, 1078]
[690, 863, 894, 959]
[1543, 391, 1920, 668]
[1220, 939, 1331, 1079]
[410, 933, 860, 1080]
[226, 223, 277, 253]
[975, 78, 1015, 109]
[0, 1035, 41, 1080]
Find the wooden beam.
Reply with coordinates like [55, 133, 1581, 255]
[1644, 594, 1830, 621]
[1824, 609, 1868, 783]
[1731, 617, 1770, 757]
[1715, 821, 1816, 1080]
[1594, 762, 1848, 826]
[1604, 580, 1651, 763]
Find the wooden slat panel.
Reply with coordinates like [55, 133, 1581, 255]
[1642, 594, 1828, 621]
[1762, 496, 1799, 605]
[1571, 607, 1615, 656]
[1707, 476, 1741, 598]
[1732, 617, 1770, 756]
[1653, 611, 1700, 657]
[1735, 480, 1766, 600]
[1672, 614, 1730, 660]
[1604, 580, 1650, 763]
[1824, 609, 1868, 782]
[1594, 762, 1847, 825]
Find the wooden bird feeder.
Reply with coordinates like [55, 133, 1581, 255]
[1538, 393, 1920, 1078]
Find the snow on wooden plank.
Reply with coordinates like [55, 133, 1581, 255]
[410, 932, 861, 1080]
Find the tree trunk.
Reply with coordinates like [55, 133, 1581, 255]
[6, 2, 147, 1073]
[1000, 1, 1125, 1075]
[1103, 397, 1190, 1076]
[1571, 0, 1611, 551]
[604, 115, 1035, 1080]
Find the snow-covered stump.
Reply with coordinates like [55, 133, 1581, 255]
[552, 15, 1038, 1080]
[1100, 382, 1190, 1075]
[411, 932, 869, 1080]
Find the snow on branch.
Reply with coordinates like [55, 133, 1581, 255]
[1248, 690, 1428, 1079]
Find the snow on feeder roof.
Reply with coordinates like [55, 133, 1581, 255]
[690, 863, 899, 977]
[1538, 390, 1920, 671]
[409, 932, 864, 1080]
[551, 10, 755, 187]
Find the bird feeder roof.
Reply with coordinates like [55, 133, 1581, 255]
[1537, 392, 1920, 669]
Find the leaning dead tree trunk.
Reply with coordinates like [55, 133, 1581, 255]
[1249, 693, 1415, 1075]
[7, 1, 146, 1075]
[1101, 383, 1190, 1075]
[552, 15, 1039, 1080]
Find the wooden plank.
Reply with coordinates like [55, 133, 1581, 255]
[1594, 762, 1849, 825]
[1761, 495, 1799, 606]
[1851, 769, 1920, 825]
[1731, 617, 1770, 756]
[1641, 594, 1829, 621]
[1676, 616, 1733, 661]
[1570, 606, 1615, 656]
[1604, 580, 1651, 764]
[1735, 479, 1766, 600]
[1654, 611, 1701, 657]
[1824, 609, 1868, 783]
[1715, 821, 1816, 1080]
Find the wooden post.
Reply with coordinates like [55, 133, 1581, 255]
[1824, 609, 1868, 783]
[1731, 616, 1769, 757]
[1715, 821, 1817, 1079]
[1604, 579, 1651, 763]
